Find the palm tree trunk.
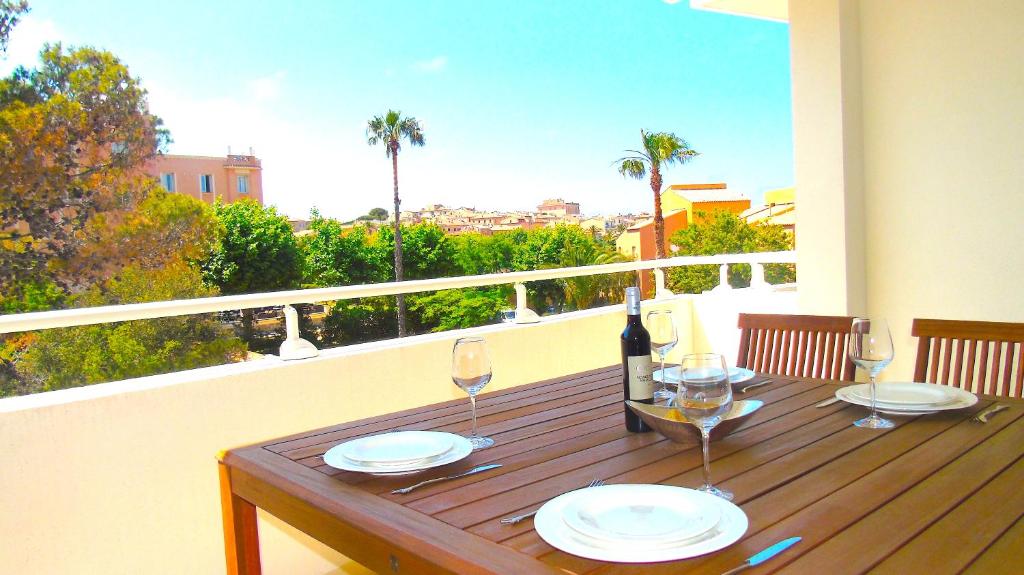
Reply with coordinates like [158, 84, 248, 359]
[391, 143, 407, 338]
[650, 166, 666, 259]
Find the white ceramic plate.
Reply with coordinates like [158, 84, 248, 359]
[849, 382, 955, 407]
[654, 366, 756, 386]
[324, 433, 472, 474]
[836, 384, 977, 413]
[561, 484, 720, 544]
[535, 484, 747, 563]
[340, 431, 455, 466]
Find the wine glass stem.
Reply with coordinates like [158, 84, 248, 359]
[869, 374, 878, 420]
[469, 394, 479, 438]
[700, 427, 712, 488]
[659, 353, 667, 393]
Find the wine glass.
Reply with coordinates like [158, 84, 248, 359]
[676, 353, 734, 500]
[452, 336, 495, 449]
[848, 318, 895, 429]
[647, 310, 678, 402]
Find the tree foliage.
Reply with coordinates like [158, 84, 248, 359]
[0, 1, 29, 55]
[666, 211, 795, 293]
[201, 200, 301, 295]
[15, 263, 245, 392]
[0, 43, 167, 289]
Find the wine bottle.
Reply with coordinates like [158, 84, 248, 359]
[621, 287, 653, 432]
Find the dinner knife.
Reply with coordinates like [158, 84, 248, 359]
[720, 536, 801, 575]
[391, 464, 502, 494]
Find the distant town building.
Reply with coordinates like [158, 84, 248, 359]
[145, 153, 264, 205]
[660, 183, 750, 224]
[742, 187, 795, 235]
[537, 198, 581, 217]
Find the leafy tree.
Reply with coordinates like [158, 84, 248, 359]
[666, 211, 795, 293]
[374, 223, 458, 281]
[367, 207, 388, 221]
[0, 43, 167, 289]
[301, 213, 383, 287]
[318, 297, 397, 346]
[201, 200, 301, 340]
[409, 288, 509, 332]
[0, 1, 28, 55]
[366, 109, 425, 337]
[14, 263, 245, 393]
[553, 244, 632, 311]
[615, 130, 698, 259]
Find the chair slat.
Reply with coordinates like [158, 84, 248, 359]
[736, 314, 857, 381]
[965, 340, 977, 392]
[951, 339, 964, 388]
[912, 318, 1024, 398]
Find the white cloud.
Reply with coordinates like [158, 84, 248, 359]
[249, 70, 286, 103]
[413, 56, 447, 73]
[0, 15, 63, 75]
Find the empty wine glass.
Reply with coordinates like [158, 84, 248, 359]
[677, 353, 734, 500]
[452, 336, 495, 449]
[848, 318, 895, 429]
[647, 310, 678, 402]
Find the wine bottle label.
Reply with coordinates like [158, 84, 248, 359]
[626, 355, 654, 400]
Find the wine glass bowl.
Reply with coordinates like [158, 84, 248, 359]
[646, 310, 678, 402]
[452, 337, 495, 449]
[848, 318, 895, 429]
[676, 353, 734, 500]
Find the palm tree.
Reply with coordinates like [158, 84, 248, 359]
[615, 130, 698, 259]
[367, 110, 425, 337]
[551, 244, 631, 311]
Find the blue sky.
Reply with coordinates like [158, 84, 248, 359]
[3, 1, 792, 220]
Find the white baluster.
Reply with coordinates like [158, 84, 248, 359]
[750, 263, 770, 290]
[654, 268, 675, 300]
[711, 263, 732, 292]
[279, 305, 319, 360]
[513, 283, 540, 324]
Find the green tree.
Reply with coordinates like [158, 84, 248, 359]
[0, 1, 28, 55]
[554, 244, 632, 311]
[0, 42, 168, 289]
[15, 263, 245, 393]
[615, 130, 698, 259]
[666, 211, 795, 293]
[409, 288, 509, 332]
[374, 223, 458, 281]
[201, 200, 301, 340]
[367, 207, 388, 221]
[366, 109, 425, 337]
[301, 212, 383, 287]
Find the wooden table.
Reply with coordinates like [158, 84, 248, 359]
[219, 366, 1024, 574]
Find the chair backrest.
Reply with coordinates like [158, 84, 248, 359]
[737, 313, 858, 381]
[912, 318, 1024, 397]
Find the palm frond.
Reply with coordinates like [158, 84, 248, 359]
[617, 158, 647, 180]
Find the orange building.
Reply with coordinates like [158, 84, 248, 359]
[661, 183, 751, 224]
[144, 153, 264, 205]
[615, 209, 690, 296]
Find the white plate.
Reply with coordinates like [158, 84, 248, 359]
[324, 433, 472, 474]
[535, 484, 747, 563]
[561, 484, 720, 544]
[654, 366, 756, 386]
[849, 382, 955, 407]
[836, 384, 977, 413]
[340, 431, 454, 466]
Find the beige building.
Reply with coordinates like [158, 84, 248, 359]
[536, 198, 581, 216]
[145, 153, 264, 205]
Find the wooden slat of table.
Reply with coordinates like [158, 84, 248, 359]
[223, 367, 1024, 575]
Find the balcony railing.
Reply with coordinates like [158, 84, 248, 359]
[223, 154, 261, 168]
[0, 251, 796, 343]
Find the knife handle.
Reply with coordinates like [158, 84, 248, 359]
[719, 561, 752, 575]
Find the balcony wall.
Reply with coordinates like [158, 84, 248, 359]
[0, 289, 794, 574]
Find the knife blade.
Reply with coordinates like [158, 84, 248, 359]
[391, 464, 501, 494]
[816, 397, 840, 408]
[720, 537, 801, 575]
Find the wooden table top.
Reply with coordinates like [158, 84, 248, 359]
[221, 366, 1024, 574]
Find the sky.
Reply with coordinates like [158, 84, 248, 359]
[2, 1, 792, 221]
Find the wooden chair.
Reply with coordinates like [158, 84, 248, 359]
[912, 318, 1024, 398]
[737, 313, 858, 381]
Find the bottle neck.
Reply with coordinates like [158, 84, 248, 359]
[625, 313, 643, 324]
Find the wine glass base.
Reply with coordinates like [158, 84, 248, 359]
[854, 414, 895, 429]
[468, 435, 495, 450]
[654, 388, 676, 401]
[697, 484, 733, 501]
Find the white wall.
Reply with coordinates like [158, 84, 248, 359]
[791, 0, 1024, 378]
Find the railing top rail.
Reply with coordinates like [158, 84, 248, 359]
[0, 251, 795, 334]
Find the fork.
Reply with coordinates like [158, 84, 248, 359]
[971, 403, 1008, 424]
[500, 479, 604, 524]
